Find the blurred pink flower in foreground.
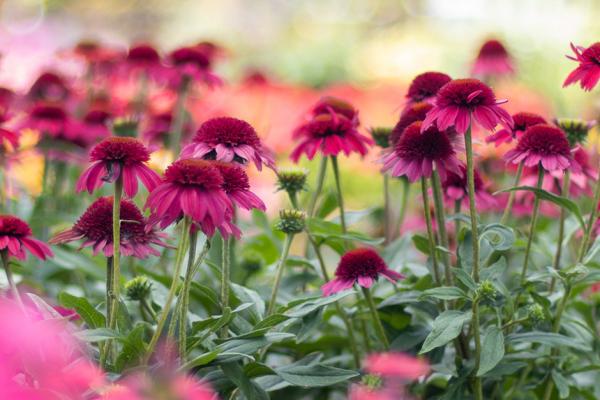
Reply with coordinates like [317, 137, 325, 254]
[364, 352, 430, 380]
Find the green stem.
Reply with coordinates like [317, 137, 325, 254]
[171, 76, 191, 156]
[361, 287, 389, 350]
[99, 256, 113, 368]
[220, 236, 231, 338]
[175, 230, 198, 357]
[465, 122, 483, 400]
[500, 162, 524, 225]
[266, 234, 294, 316]
[1, 250, 24, 311]
[519, 167, 545, 285]
[141, 298, 157, 321]
[454, 200, 462, 248]
[578, 161, 600, 262]
[383, 174, 391, 244]
[431, 170, 453, 285]
[394, 177, 410, 238]
[542, 284, 572, 400]
[144, 217, 191, 363]
[307, 156, 328, 218]
[420, 176, 442, 285]
[550, 171, 570, 293]
[330, 156, 347, 234]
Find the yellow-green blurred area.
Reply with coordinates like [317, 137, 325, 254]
[2, 0, 600, 211]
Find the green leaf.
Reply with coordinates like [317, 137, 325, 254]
[221, 362, 269, 400]
[495, 186, 585, 229]
[420, 310, 472, 354]
[275, 364, 359, 387]
[552, 370, 570, 399]
[506, 332, 591, 351]
[74, 328, 120, 342]
[182, 349, 221, 369]
[284, 291, 354, 318]
[453, 268, 478, 292]
[421, 286, 468, 301]
[115, 323, 147, 371]
[59, 292, 106, 329]
[477, 326, 504, 376]
[412, 234, 430, 255]
[479, 223, 515, 251]
[583, 236, 600, 264]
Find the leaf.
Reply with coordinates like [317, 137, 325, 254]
[496, 186, 585, 229]
[75, 328, 120, 342]
[182, 350, 221, 369]
[452, 268, 478, 292]
[115, 323, 147, 371]
[59, 292, 105, 329]
[275, 364, 359, 387]
[552, 370, 570, 399]
[477, 326, 504, 376]
[583, 236, 600, 264]
[230, 283, 265, 323]
[412, 234, 431, 255]
[506, 332, 591, 351]
[221, 362, 269, 400]
[330, 208, 375, 226]
[284, 291, 354, 318]
[420, 310, 472, 354]
[479, 223, 515, 251]
[421, 286, 468, 301]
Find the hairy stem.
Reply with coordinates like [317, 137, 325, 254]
[394, 177, 410, 238]
[383, 174, 391, 244]
[500, 162, 524, 225]
[220, 236, 231, 338]
[578, 161, 600, 262]
[519, 167, 545, 285]
[420, 176, 442, 285]
[330, 156, 347, 234]
[266, 234, 294, 316]
[550, 171, 570, 293]
[362, 287, 389, 350]
[307, 156, 328, 218]
[431, 170, 453, 285]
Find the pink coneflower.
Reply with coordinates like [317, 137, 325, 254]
[311, 96, 359, 123]
[486, 112, 546, 147]
[563, 42, 600, 91]
[167, 46, 222, 87]
[442, 164, 496, 208]
[471, 39, 515, 78]
[70, 109, 112, 147]
[27, 71, 70, 103]
[22, 103, 70, 138]
[214, 162, 265, 211]
[0, 215, 52, 260]
[505, 124, 575, 172]
[321, 248, 403, 296]
[181, 117, 275, 170]
[405, 72, 452, 104]
[291, 113, 373, 162]
[422, 78, 513, 134]
[122, 43, 168, 81]
[76, 137, 161, 197]
[390, 102, 433, 145]
[50, 197, 169, 258]
[365, 352, 430, 380]
[380, 121, 461, 182]
[145, 159, 232, 233]
[552, 147, 598, 197]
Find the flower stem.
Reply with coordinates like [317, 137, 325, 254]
[171, 76, 191, 157]
[420, 176, 442, 285]
[519, 167, 545, 285]
[578, 161, 600, 262]
[500, 162, 524, 225]
[266, 234, 294, 316]
[220, 236, 231, 338]
[361, 286, 389, 350]
[307, 156, 328, 218]
[99, 256, 113, 367]
[383, 174, 391, 244]
[454, 200, 462, 246]
[171, 230, 197, 354]
[144, 217, 191, 364]
[431, 170, 453, 285]
[394, 177, 410, 237]
[464, 122, 483, 400]
[330, 156, 347, 234]
[550, 170, 570, 293]
[1, 250, 24, 311]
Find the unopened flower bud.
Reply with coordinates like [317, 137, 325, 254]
[276, 168, 308, 196]
[369, 127, 393, 149]
[360, 374, 383, 390]
[276, 209, 306, 234]
[240, 250, 264, 274]
[528, 303, 545, 324]
[554, 118, 596, 146]
[125, 276, 152, 301]
[112, 117, 139, 137]
[478, 280, 497, 300]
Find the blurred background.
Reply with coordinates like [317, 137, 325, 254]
[2, 0, 600, 210]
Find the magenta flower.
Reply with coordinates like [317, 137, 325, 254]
[0, 128, 19, 153]
[167, 46, 222, 88]
[70, 109, 112, 147]
[422, 78, 513, 134]
[505, 124, 575, 172]
[405, 71, 452, 104]
[214, 162, 266, 211]
[365, 352, 430, 380]
[486, 112, 546, 147]
[471, 39, 515, 78]
[563, 42, 600, 91]
[181, 117, 274, 170]
[380, 121, 462, 182]
[50, 196, 169, 258]
[561, 147, 598, 197]
[21, 103, 71, 138]
[145, 159, 233, 234]
[0, 215, 53, 260]
[321, 248, 403, 296]
[390, 102, 433, 145]
[27, 71, 70, 103]
[311, 96, 360, 123]
[443, 164, 497, 208]
[142, 111, 193, 147]
[76, 137, 161, 197]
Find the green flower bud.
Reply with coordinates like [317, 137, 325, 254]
[369, 127, 393, 149]
[528, 303, 545, 324]
[554, 118, 596, 146]
[360, 374, 383, 390]
[112, 117, 139, 137]
[240, 250, 264, 274]
[276, 168, 309, 196]
[125, 276, 152, 301]
[478, 280, 497, 301]
[276, 209, 306, 234]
